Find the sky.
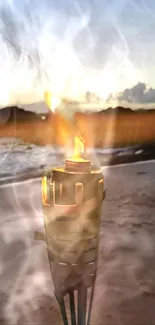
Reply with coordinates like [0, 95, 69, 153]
[0, 0, 155, 113]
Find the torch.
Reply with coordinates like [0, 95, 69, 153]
[39, 135, 106, 325]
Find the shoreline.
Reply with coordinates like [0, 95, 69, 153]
[1, 154, 155, 186]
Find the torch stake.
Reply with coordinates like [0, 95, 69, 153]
[40, 157, 106, 325]
[69, 291, 76, 325]
[86, 273, 96, 325]
[56, 295, 69, 325]
[77, 283, 87, 325]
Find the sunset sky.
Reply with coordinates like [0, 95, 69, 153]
[0, 0, 155, 112]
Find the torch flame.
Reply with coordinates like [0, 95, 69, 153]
[44, 91, 73, 145]
[42, 176, 48, 204]
[72, 135, 85, 160]
[44, 92, 85, 158]
[44, 91, 61, 112]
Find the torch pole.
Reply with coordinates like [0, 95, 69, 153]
[69, 291, 76, 325]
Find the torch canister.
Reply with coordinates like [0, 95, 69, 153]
[42, 157, 106, 325]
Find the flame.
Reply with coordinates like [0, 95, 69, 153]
[44, 91, 73, 145]
[72, 135, 85, 160]
[44, 92, 85, 156]
[42, 176, 48, 204]
[44, 91, 61, 112]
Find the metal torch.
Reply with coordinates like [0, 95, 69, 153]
[37, 138, 106, 325]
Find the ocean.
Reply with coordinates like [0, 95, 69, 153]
[0, 137, 147, 182]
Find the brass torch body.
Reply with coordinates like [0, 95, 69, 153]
[42, 166, 105, 297]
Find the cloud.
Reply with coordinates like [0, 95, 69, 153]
[107, 82, 155, 108]
[116, 83, 155, 104]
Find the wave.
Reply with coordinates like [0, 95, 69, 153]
[1, 137, 154, 181]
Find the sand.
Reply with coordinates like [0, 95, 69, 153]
[0, 160, 155, 325]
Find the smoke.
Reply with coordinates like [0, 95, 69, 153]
[0, 0, 143, 112]
[1, 161, 155, 324]
[0, 0, 90, 107]
[0, 0, 155, 115]
[0, 179, 56, 324]
[1, 1, 155, 323]
[92, 163, 155, 324]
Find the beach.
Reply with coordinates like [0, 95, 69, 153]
[0, 160, 155, 324]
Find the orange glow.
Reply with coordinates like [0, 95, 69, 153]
[44, 91, 61, 112]
[44, 91, 73, 145]
[72, 135, 85, 160]
[42, 176, 48, 203]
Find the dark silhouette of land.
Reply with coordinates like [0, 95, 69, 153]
[0, 106, 45, 124]
[1, 105, 155, 124]
[97, 106, 155, 114]
[0, 105, 155, 148]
